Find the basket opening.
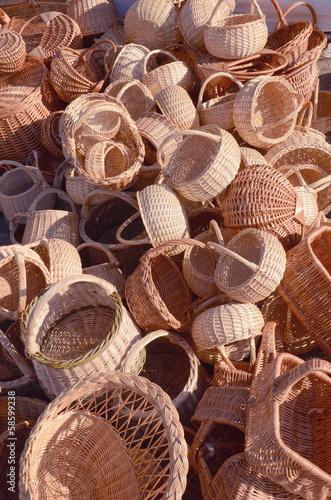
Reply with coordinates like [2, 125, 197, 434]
[120, 85, 150, 121]
[79, 246, 109, 268]
[311, 231, 331, 275]
[0, 169, 34, 196]
[139, 337, 191, 400]
[218, 13, 260, 28]
[142, 137, 157, 165]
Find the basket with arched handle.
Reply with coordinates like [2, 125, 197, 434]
[66, 0, 117, 36]
[104, 78, 154, 121]
[155, 85, 200, 131]
[109, 43, 149, 82]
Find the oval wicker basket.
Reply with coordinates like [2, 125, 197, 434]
[67, 0, 117, 36]
[40, 111, 64, 158]
[0, 28, 26, 74]
[155, 84, 199, 131]
[109, 43, 149, 82]
[104, 78, 154, 121]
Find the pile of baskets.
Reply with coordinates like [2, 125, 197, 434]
[0, 0, 330, 498]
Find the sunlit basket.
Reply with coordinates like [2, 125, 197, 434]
[155, 85, 199, 131]
[21, 274, 142, 398]
[40, 111, 64, 158]
[104, 78, 154, 121]
[109, 43, 149, 82]
[239, 146, 267, 170]
[66, 0, 117, 36]
[19, 371, 188, 499]
[311, 86, 331, 135]
[0, 28, 26, 74]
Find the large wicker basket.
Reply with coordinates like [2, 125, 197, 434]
[66, 0, 117, 36]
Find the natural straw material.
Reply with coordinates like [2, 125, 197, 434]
[312, 88, 331, 134]
[67, 0, 117, 36]
[155, 85, 199, 131]
[40, 111, 64, 158]
[0, 29, 26, 74]
[110, 43, 149, 82]
[104, 79, 154, 121]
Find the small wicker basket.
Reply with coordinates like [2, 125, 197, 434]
[66, 0, 117, 36]
[155, 85, 200, 131]
[0, 28, 26, 74]
[104, 78, 154, 121]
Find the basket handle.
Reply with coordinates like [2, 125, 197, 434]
[115, 211, 151, 246]
[157, 130, 221, 171]
[274, 357, 331, 401]
[268, 0, 289, 27]
[81, 189, 138, 219]
[308, 175, 331, 193]
[296, 100, 313, 128]
[9, 212, 27, 245]
[28, 188, 77, 214]
[18, 12, 59, 34]
[312, 211, 331, 229]
[278, 165, 309, 188]
[207, 241, 259, 273]
[275, 1, 319, 30]
[142, 49, 178, 76]
[197, 72, 244, 109]
[209, 219, 225, 246]
[0, 8, 11, 24]
[255, 93, 304, 133]
[17, 252, 28, 317]
[77, 242, 119, 266]
[253, 321, 282, 376]
[0, 328, 35, 380]
[188, 419, 216, 473]
[113, 16, 126, 43]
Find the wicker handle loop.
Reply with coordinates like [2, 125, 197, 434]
[278, 165, 308, 188]
[9, 212, 27, 245]
[17, 252, 28, 316]
[0, 8, 11, 24]
[253, 321, 279, 376]
[249, 0, 266, 19]
[77, 242, 119, 266]
[312, 212, 331, 229]
[0, 328, 35, 380]
[255, 93, 304, 133]
[275, 1, 319, 29]
[209, 220, 225, 246]
[207, 241, 259, 273]
[113, 16, 126, 43]
[157, 130, 221, 170]
[268, 0, 289, 27]
[81, 189, 138, 219]
[309, 175, 331, 193]
[142, 49, 178, 75]
[197, 72, 244, 109]
[28, 188, 76, 214]
[115, 211, 150, 246]
[188, 419, 216, 473]
[274, 357, 331, 401]
[122, 329, 171, 373]
[296, 100, 313, 128]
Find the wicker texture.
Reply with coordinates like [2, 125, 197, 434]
[78, 241, 125, 299]
[104, 79, 154, 121]
[157, 127, 241, 202]
[40, 111, 64, 158]
[204, 0, 268, 60]
[67, 0, 117, 36]
[0, 28, 26, 74]
[246, 353, 331, 498]
[19, 371, 188, 499]
[233, 75, 303, 149]
[221, 164, 305, 251]
[312, 90, 331, 134]
[65, 165, 96, 205]
[239, 146, 267, 169]
[122, 329, 209, 427]
[124, 0, 181, 50]
[110, 43, 149, 82]
[211, 227, 287, 304]
[155, 85, 199, 131]
[0, 244, 51, 320]
[19, 12, 82, 63]
[283, 54, 319, 104]
[278, 226, 331, 356]
[0, 1, 67, 17]
[21, 274, 142, 398]
[178, 0, 235, 54]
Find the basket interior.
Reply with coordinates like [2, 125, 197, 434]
[217, 13, 260, 28]
[0, 169, 33, 196]
[120, 85, 150, 121]
[310, 230, 331, 275]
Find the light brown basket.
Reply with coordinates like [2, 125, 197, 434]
[124, 0, 181, 50]
[221, 164, 306, 251]
[0, 244, 51, 320]
[283, 54, 319, 104]
[191, 302, 264, 368]
[65, 164, 96, 205]
[233, 75, 303, 149]
[84, 140, 131, 179]
[21, 274, 142, 398]
[239, 146, 268, 170]
[0, 1, 67, 18]
[19, 371, 188, 499]
[210, 225, 287, 304]
[246, 353, 331, 498]
[0, 166, 50, 223]
[40, 110, 64, 158]
[104, 78, 154, 121]
[0, 28, 26, 74]
[109, 43, 149, 82]
[19, 11, 82, 63]
[77, 241, 125, 299]
[312, 87, 331, 135]
[66, 0, 117, 36]
[155, 85, 199, 131]
[99, 16, 127, 46]
[178, 0, 235, 54]
[122, 329, 209, 427]
[204, 0, 268, 60]
[10, 188, 81, 247]
[197, 71, 243, 131]
[157, 127, 241, 202]
[278, 226, 331, 356]
[141, 49, 195, 96]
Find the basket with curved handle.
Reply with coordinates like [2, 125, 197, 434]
[142, 49, 179, 76]
[77, 241, 119, 267]
[255, 92, 304, 133]
[82, 40, 118, 93]
[207, 241, 259, 274]
[197, 71, 244, 109]
[113, 16, 127, 44]
[0, 8, 10, 25]
[0, 328, 36, 385]
[28, 187, 77, 214]
[80, 188, 138, 222]
[275, 1, 319, 31]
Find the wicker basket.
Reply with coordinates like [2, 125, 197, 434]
[124, 0, 181, 50]
[19, 371, 188, 499]
[122, 329, 209, 427]
[104, 78, 154, 121]
[312, 87, 331, 135]
[65, 164, 96, 205]
[246, 353, 331, 498]
[210, 226, 287, 304]
[155, 85, 199, 131]
[67, 0, 117, 36]
[40, 110, 64, 158]
[278, 226, 331, 356]
[19, 11, 82, 63]
[239, 146, 267, 170]
[110, 43, 149, 82]
[233, 75, 303, 149]
[0, 1, 67, 18]
[21, 274, 142, 398]
[283, 54, 319, 104]
[178, 0, 235, 54]
[0, 245, 51, 320]
[204, 0, 268, 60]
[157, 127, 241, 202]
[0, 28, 26, 74]
[77, 241, 125, 299]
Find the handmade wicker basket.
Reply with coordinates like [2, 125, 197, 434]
[155, 85, 199, 131]
[66, 0, 117, 36]
[312, 88, 331, 134]
[110, 43, 149, 82]
[0, 28, 26, 74]
[40, 111, 64, 158]
[104, 78, 154, 121]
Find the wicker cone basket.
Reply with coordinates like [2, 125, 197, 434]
[155, 85, 200, 131]
[124, 0, 181, 50]
[0, 166, 51, 223]
[21, 274, 142, 399]
[157, 127, 241, 202]
[141, 49, 195, 97]
[204, 0, 268, 60]
[209, 224, 287, 304]
[246, 353, 331, 499]
[109, 43, 149, 82]
[40, 111, 64, 158]
[19, 12, 82, 63]
[122, 329, 209, 427]
[77, 241, 125, 299]
[0, 245, 51, 320]
[19, 371, 188, 499]
[178, 0, 235, 54]
[197, 72, 243, 131]
[104, 79, 154, 121]
[67, 0, 117, 36]
[233, 75, 303, 149]
[10, 188, 81, 247]
[0, 28, 26, 74]
[278, 226, 331, 356]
